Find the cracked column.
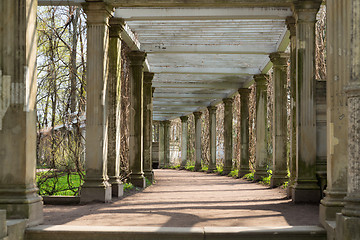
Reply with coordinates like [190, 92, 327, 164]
[254, 74, 269, 181]
[269, 52, 289, 187]
[223, 98, 234, 175]
[292, 0, 322, 203]
[128, 51, 146, 188]
[336, 0, 360, 237]
[180, 116, 189, 169]
[319, 0, 349, 227]
[238, 89, 251, 178]
[208, 106, 217, 173]
[143, 72, 154, 183]
[107, 18, 123, 198]
[163, 120, 171, 168]
[286, 16, 297, 198]
[80, 1, 114, 203]
[0, 0, 43, 225]
[158, 121, 165, 168]
[194, 112, 202, 171]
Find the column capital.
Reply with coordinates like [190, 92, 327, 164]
[129, 51, 147, 66]
[163, 120, 171, 127]
[293, 0, 322, 22]
[180, 116, 189, 122]
[286, 16, 296, 37]
[82, 1, 114, 25]
[143, 72, 155, 84]
[238, 88, 251, 96]
[207, 105, 217, 114]
[254, 74, 268, 87]
[269, 52, 289, 67]
[109, 18, 124, 37]
[223, 98, 234, 106]
[193, 111, 202, 119]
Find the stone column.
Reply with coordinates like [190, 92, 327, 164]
[143, 72, 154, 183]
[292, 0, 322, 203]
[286, 16, 297, 198]
[238, 89, 251, 178]
[128, 51, 146, 188]
[0, 0, 43, 225]
[194, 112, 202, 171]
[180, 116, 189, 169]
[207, 106, 217, 173]
[163, 120, 171, 167]
[158, 121, 165, 168]
[269, 52, 289, 187]
[80, 1, 114, 203]
[336, 0, 360, 238]
[254, 74, 269, 181]
[107, 18, 123, 198]
[223, 98, 234, 175]
[319, 0, 349, 227]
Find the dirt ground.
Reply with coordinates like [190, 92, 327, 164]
[43, 169, 321, 227]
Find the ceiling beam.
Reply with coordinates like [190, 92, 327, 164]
[154, 92, 227, 99]
[151, 67, 260, 75]
[153, 82, 244, 89]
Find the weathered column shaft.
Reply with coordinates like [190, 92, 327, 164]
[143, 72, 154, 183]
[286, 16, 297, 198]
[335, 0, 360, 238]
[223, 98, 234, 175]
[254, 74, 269, 181]
[208, 106, 217, 173]
[270, 52, 289, 187]
[194, 112, 202, 171]
[81, 1, 113, 203]
[320, 0, 349, 225]
[0, 0, 43, 225]
[158, 122, 165, 168]
[107, 18, 123, 198]
[238, 89, 251, 178]
[163, 120, 171, 167]
[128, 51, 146, 188]
[292, 1, 322, 203]
[180, 116, 189, 168]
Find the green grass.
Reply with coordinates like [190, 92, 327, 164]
[229, 169, 239, 178]
[36, 171, 83, 196]
[214, 165, 223, 175]
[243, 172, 254, 181]
[185, 165, 195, 171]
[123, 182, 134, 191]
[259, 169, 272, 185]
[201, 165, 209, 172]
[169, 165, 181, 170]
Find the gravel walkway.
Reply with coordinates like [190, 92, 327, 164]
[43, 169, 320, 227]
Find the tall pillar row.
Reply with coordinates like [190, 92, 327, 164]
[336, 0, 360, 238]
[254, 74, 269, 181]
[80, 1, 114, 203]
[208, 106, 217, 173]
[292, 0, 322, 203]
[223, 98, 234, 175]
[320, 0, 350, 228]
[180, 116, 189, 169]
[269, 52, 289, 188]
[238, 89, 251, 178]
[128, 51, 146, 188]
[143, 72, 155, 183]
[194, 112, 202, 171]
[286, 16, 297, 198]
[107, 18, 124, 198]
[0, 0, 43, 225]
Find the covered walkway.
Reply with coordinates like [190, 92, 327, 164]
[42, 169, 319, 227]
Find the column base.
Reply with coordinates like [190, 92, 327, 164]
[270, 173, 288, 188]
[194, 163, 202, 172]
[238, 168, 250, 178]
[130, 173, 146, 189]
[319, 190, 346, 225]
[222, 167, 232, 176]
[292, 181, 321, 203]
[108, 177, 124, 198]
[254, 168, 268, 181]
[144, 170, 154, 184]
[336, 212, 360, 240]
[0, 185, 43, 226]
[80, 177, 112, 203]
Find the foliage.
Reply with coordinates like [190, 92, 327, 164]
[201, 165, 209, 172]
[243, 172, 254, 181]
[185, 164, 195, 171]
[169, 165, 181, 170]
[259, 169, 272, 185]
[214, 165, 223, 175]
[123, 182, 134, 191]
[229, 169, 239, 178]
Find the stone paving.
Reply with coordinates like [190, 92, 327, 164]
[43, 169, 320, 227]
